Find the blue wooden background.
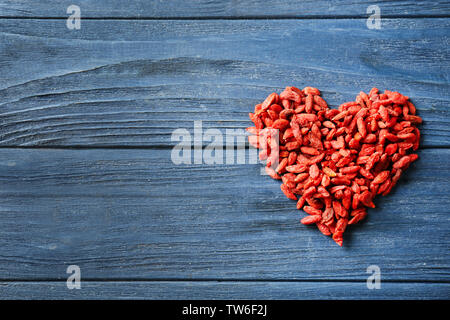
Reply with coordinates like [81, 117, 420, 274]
[0, 1, 449, 299]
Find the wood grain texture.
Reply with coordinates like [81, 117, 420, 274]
[0, 18, 449, 147]
[1, 281, 449, 300]
[0, 148, 448, 282]
[1, 0, 450, 18]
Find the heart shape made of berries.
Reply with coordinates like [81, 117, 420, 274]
[247, 86, 422, 246]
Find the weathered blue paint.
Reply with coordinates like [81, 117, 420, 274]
[0, 3, 449, 299]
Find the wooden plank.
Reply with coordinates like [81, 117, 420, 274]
[1, 1, 450, 18]
[1, 281, 449, 300]
[0, 148, 448, 281]
[0, 19, 448, 147]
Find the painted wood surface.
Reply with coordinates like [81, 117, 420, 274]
[0, 19, 448, 147]
[1, 0, 450, 18]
